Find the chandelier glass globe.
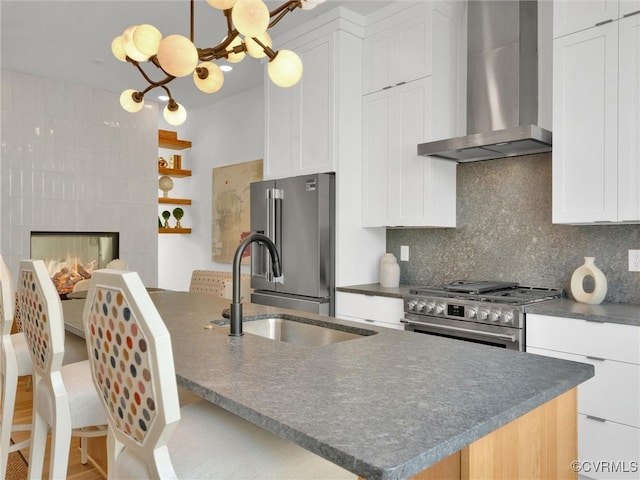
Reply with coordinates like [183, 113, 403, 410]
[194, 62, 225, 93]
[157, 35, 199, 77]
[111, 36, 127, 62]
[132, 24, 162, 58]
[120, 90, 144, 112]
[268, 49, 303, 87]
[164, 102, 187, 126]
[232, 0, 270, 37]
[122, 26, 149, 62]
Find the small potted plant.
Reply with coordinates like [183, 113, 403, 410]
[162, 210, 171, 228]
[172, 207, 184, 228]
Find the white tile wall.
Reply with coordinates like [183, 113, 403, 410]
[0, 69, 159, 286]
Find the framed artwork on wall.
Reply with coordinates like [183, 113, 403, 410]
[211, 159, 263, 264]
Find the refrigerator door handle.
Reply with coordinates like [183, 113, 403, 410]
[265, 188, 284, 284]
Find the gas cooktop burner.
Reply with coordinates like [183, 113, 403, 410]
[409, 280, 563, 305]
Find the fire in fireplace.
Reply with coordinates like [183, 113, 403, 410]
[30, 231, 119, 296]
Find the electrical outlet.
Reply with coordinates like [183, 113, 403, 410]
[400, 245, 409, 262]
[629, 250, 640, 272]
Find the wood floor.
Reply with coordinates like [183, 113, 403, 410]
[9, 376, 105, 480]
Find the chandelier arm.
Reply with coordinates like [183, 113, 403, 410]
[130, 59, 176, 89]
[267, 1, 301, 29]
[251, 37, 277, 60]
[190, 0, 195, 43]
[268, 0, 301, 19]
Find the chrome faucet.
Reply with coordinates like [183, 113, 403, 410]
[230, 233, 281, 336]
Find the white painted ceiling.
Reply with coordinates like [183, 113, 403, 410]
[1, 0, 392, 112]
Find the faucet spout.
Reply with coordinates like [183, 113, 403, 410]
[230, 233, 281, 336]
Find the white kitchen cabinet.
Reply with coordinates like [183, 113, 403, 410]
[361, 1, 462, 228]
[552, 9, 640, 224]
[362, 3, 432, 95]
[362, 78, 456, 227]
[265, 10, 387, 288]
[553, 0, 620, 38]
[617, 11, 640, 221]
[553, 0, 640, 38]
[264, 31, 337, 179]
[335, 291, 404, 330]
[526, 314, 640, 479]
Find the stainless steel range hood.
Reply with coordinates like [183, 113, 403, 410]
[418, 0, 552, 163]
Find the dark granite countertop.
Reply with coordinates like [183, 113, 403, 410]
[62, 291, 593, 480]
[525, 298, 640, 327]
[336, 283, 412, 299]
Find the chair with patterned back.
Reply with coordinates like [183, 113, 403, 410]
[0, 255, 32, 479]
[16, 259, 107, 479]
[84, 268, 356, 479]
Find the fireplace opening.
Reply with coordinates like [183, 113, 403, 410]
[30, 231, 119, 297]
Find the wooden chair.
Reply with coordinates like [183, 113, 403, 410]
[0, 255, 32, 479]
[16, 259, 107, 479]
[84, 268, 355, 479]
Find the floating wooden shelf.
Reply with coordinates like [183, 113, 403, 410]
[159, 227, 192, 234]
[159, 130, 192, 150]
[158, 167, 192, 178]
[158, 197, 192, 205]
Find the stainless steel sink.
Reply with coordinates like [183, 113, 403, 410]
[233, 314, 376, 347]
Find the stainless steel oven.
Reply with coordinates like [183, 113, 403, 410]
[402, 281, 562, 352]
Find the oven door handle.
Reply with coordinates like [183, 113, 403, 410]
[404, 321, 518, 343]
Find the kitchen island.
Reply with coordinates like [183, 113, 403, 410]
[62, 291, 593, 480]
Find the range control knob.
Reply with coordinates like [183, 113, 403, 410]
[467, 307, 477, 319]
[478, 309, 489, 321]
[489, 311, 501, 322]
[502, 311, 513, 324]
[407, 300, 418, 312]
[416, 301, 427, 313]
[435, 303, 445, 315]
[425, 302, 435, 313]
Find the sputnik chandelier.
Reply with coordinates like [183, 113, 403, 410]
[112, 0, 325, 125]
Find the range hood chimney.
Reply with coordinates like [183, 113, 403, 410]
[418, 0, 552, 162]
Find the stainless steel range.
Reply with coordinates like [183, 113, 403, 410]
[402, 281, 562, 351]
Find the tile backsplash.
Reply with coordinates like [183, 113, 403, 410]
[387, 153, 640, 304]
[0, 70, 159, 285]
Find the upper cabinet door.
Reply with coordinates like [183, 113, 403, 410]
[362, 3, 433, 95]
[264, 32, 336, 180]
[617, 12, 640, 222]
[554, 0, 620, 38]
[620, 0, 640, 17]
[552, 23, 619, 223]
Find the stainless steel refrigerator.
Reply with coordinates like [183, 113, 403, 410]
[250, 173, 335, 316]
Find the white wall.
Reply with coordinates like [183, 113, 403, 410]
[0, 69, 159, 285]
[157, 86, 264, 291]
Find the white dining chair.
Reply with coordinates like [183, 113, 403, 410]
[17, 259, 108, 479]
[0, 255, 33, 479]
[83, 268, 356, 479]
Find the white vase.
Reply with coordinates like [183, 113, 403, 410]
[380, 253, 400, 288]
[570, 257, 607, 305]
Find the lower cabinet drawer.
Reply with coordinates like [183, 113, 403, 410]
[578, 414, 640, 480]
[336, 291, 404, 328]
[526, 314, 640, 364]
[527, 347, 640, 428]
[337, 313, 405, 330]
